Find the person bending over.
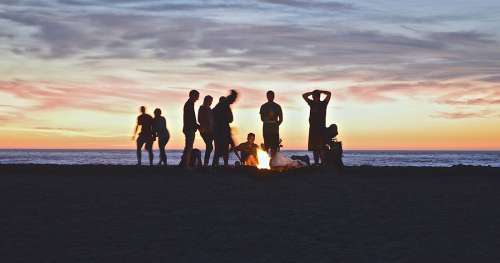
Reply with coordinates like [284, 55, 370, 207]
[212, 90, 238, 167]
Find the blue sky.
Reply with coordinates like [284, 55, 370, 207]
[0, 0, 499, 149]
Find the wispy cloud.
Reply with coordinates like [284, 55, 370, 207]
[431, 110, 495, 119]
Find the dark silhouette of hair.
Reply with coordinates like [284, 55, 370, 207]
[312, 90, 321, 101]
[189, 90, 200, 99]
[140, 106, 146, 113]
[154, 108, 161, 117]
[266, 91, 275, 101]
[248, 133, 255, 138]
[203, 95, 213, 105]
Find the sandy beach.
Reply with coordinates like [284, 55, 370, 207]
[1, 165, 499, 262]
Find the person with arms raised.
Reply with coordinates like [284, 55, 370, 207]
[303, 89, 331, 165]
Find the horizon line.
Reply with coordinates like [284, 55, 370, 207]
[1, 148, 499, 152]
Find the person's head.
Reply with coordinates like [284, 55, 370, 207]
[326, 124, 338, 138]
[247, 133, 256, 143]
[189, 90, 200, 101]
[219, 96, 226, 103]
[312, 90, 321, 102]
[266, 91, 275, 102]
[140, 106, 146, 114]
[154, 108, 162, 118]
[203, 95, 213, 107]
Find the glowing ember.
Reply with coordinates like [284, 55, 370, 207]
[257, 149, 271, 169]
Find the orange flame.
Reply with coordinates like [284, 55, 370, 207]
[257, 148, 271, 169]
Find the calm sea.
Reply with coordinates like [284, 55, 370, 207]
[0, 150, 498, 167]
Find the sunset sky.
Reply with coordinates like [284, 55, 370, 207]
[1, 0, 500, 150]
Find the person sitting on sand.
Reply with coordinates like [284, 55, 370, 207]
[303, 89, 331, 165]
[320, 124, 344, 171]
[153, 108, 170, 166]
[132, 106, 154, 166]
[234, 133, 259, 166]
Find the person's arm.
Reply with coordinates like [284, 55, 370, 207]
[277, 105, 283, 125]
[260, 105, 266, 122]
[322, 90, 331, 104]
[132, 117, 139, 140]
[302, 91, 314, 104]
[198, 107, 205, 132]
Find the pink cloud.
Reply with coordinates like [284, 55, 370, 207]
[339, 81, 500, 106]
[0, 80, 187, 113]
[431, 110, 495, 119]
[203, 83, 294, 108]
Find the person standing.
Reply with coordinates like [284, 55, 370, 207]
[132, 106, 154, 166]
[198, 95, 214, 167]
[259, 91, 283, 157]
[181, 90, 200, 168]
[303, 89, 331, 165]
[153, 108, 170, 166]
[212, 90, 238, 167]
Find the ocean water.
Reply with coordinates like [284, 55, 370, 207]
[0, 150, 499, 167]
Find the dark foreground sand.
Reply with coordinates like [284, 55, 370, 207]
[1, 165, 499, 262]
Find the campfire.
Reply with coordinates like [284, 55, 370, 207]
[256, 149, 271, 170]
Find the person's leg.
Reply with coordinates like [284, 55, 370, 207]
[313, 150, 320, 165]
[182, 131, 195, 168]
[262, 126, 269, 152]
[159, 138, 167, 165]
[269, 132, 279, 157]
[222, 145, 229, 167]
[136, 138, 145, 165]
[202, 133, 213, 167]
[146, 141, 154, 166]
[212, 136, 219, 167]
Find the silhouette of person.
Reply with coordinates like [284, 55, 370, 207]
[234, 133, 259, 166]
[260, 90, 283, 157]
[153, 108, 170, 166]
[198, 95, 214, 167]
[320, 124, 343, 171]
[180, 90, 200, 168]
[191, 149, 203, 168]
[303, 90, 331, 165]
[212, 90, 238, 167]
[132, 106, 154, 166]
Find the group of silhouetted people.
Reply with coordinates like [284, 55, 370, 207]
[132, 88, 343, 169]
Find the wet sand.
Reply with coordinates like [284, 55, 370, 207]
[1, 165, 499, 262]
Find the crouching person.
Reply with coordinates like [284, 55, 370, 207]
[234, 133, 259, 167]
[321, 124, 344, 172]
